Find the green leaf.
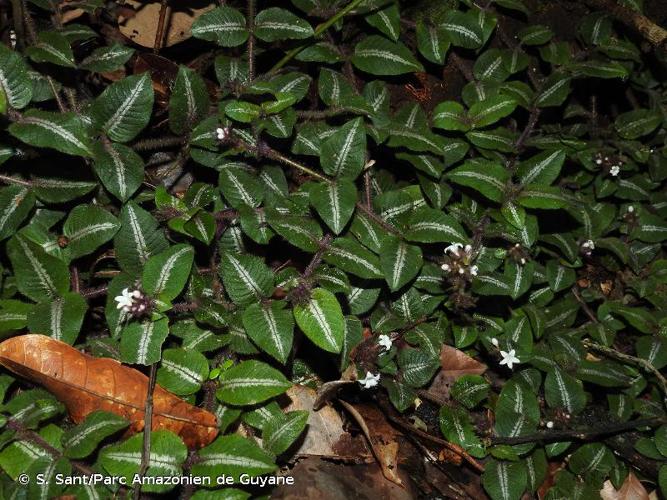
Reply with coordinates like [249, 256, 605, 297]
[0, 299, 32, 333]
[0, 186, 35, 241]
[219, 252, 274, 306]
[440, 10, 484, 49]
[468, 95, 517, 128]
[63, 205, 120, 259]
[217, 360, 291, 405]
[630, 213, 667, 243]
[448, 159, 509, 202]
[7, 235, 69, 301]
[157, 348, 209, 396]
[365, 4, 400, 41]
[517, 149, 566, 186]
[191, 6, 248, 47]
[380, 235, 423, 292]
[615, 108, 662, 139]
[433, 101, 469, 131]
[63, 411, 129, 459]
[416, 21, 450, 64]
[293, 288, 345, 353]
[192, 435, 276, 482]
[452, 375, 490, 409]
[90, 73, 154, 143]
[92, 141, 144, 202]
[320, 118, 367, 179]
[80, 43, 135, 72]
[309, 180, 357, 234]
[569, 443, 614, 476]
[0, 44, 33, 109]
[120, 317, 170, 365]
[169, 66, 210, 135]
[218, 164, 264, 208]
[225, 100, 261, 123]
[399, 348, 439, 387]
[518, 25, 553, 45]
[352, 35, 424, 75]
[323, 237, 383, 279]
[263, 410, 309, 455]
[573, 60, 629, 79]
[142, 244, 194, 302]
[9, 110, 93, 157]
[242, 301, 294, 364]
[535, 73, 571, 107]
[439, 406, 486, 457]
[255, 7, 313, 41]
[114, 201, 169, 274]
[517, 185, 569, 209]
[266, 209, 321, 252]
[405, 207, 468, 244]
[544, 367, 586, 415]
[26, 31, 75, 67]
[101, 430, 187, 494]
[482, 459, 527, 500]
[27, 293, 87, 345]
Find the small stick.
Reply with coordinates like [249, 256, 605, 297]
[134, 363, 158, 500]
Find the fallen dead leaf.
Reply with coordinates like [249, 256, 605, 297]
[600, 473, 650, 500]
[118, 0, 215, 48]
[424, 345, 487, 402]
[0, 334, 217, 449]
[339, 401, 403, 486]
[282, 385, 371, 462]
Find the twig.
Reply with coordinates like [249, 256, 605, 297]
[507, 107, 541, 172]
[572, 286, 599, 323]
[383, 412, 485, 473]
[355, 201, 401, 236]
[247, 0, 256, 81]
[0, 174, 32, 187]
[448, 52, 475, 83]
[583, 340, 667, 406]
[153, 0, 170, 54]
[302, 234, 334, 279]
[133, 136, 186, 151]
[134, 363, 158, 500]
[268, 0, 366, 75]
[582, 0, 667, 52]
[80, 285, 109, 299]
[488, 416, 667, 446]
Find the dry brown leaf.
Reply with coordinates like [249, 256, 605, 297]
[423, 345, 487, 402]
[0, 335, 218, 449]
[118, 1, 215, 48]
[282, 385, 371, 461]
[339, 401, 403, 486]
[600, 473, 650, 500]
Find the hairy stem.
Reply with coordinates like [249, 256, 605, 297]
[134, 363, 158, 500]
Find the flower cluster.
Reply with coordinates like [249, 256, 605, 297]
[441, 243, 478, 277]
[581, 239, 595, 257]
[114, 288, 150, 317]
[593, 151, 623, 177]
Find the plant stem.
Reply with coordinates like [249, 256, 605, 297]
[488, 416, 666, 446]
[583, 339, 667, 406]
[268, 0, 365, 75]
[302, 234, 333, 279]
[153, 0, 170, 54]
[355, 201, 401, 236]
[134, 363, 158, 500]
[0, 174, 32, 187]
[247, 0, 256, 81]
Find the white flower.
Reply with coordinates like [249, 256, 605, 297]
[114, 288, 136, 311]
[458, 267, 465, 274]
[445, 243, 463, 256]
[378, 334, 393, 352]
[441, 263, 451, 272]
[595, 158, 603, 165]
[520, 258, 526, 265]
[627, 205, 635, 213]
[464, 244, 472, 254]
[499, 349, 520, 370]
[358, 371, 380, 389]
[582, 239, 595, 250]
[546, 421, 554, 429]
[610, 165, 620, 176]
[469, 265, 479, 276]
[216, 127, 230, 140]
[491, 337, 499, 347]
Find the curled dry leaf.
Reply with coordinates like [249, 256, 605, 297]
[118, 0, 216, 48]
[599, 473, 650, 500]
[0, 334, 218, 449]
[424, 344, 488, 402]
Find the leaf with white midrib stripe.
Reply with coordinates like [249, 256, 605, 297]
[120, 317, 169, 365]
[219, 252, 274, 306]
[63, 410, 129, 459]
[192, 434, 276, 482]
[142, 244, 194, 301]
[242, 301, 294, 364]
[309, 179, 357, 234]
[380, 235, 423, 292]
[263, 410, 309, 455]
[293, 288, 345, 353]
[352, 35, 424, 75]
[114, 201, 168, 274]
[217, 360, 291, 405]
[157, 348, 208, 396]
